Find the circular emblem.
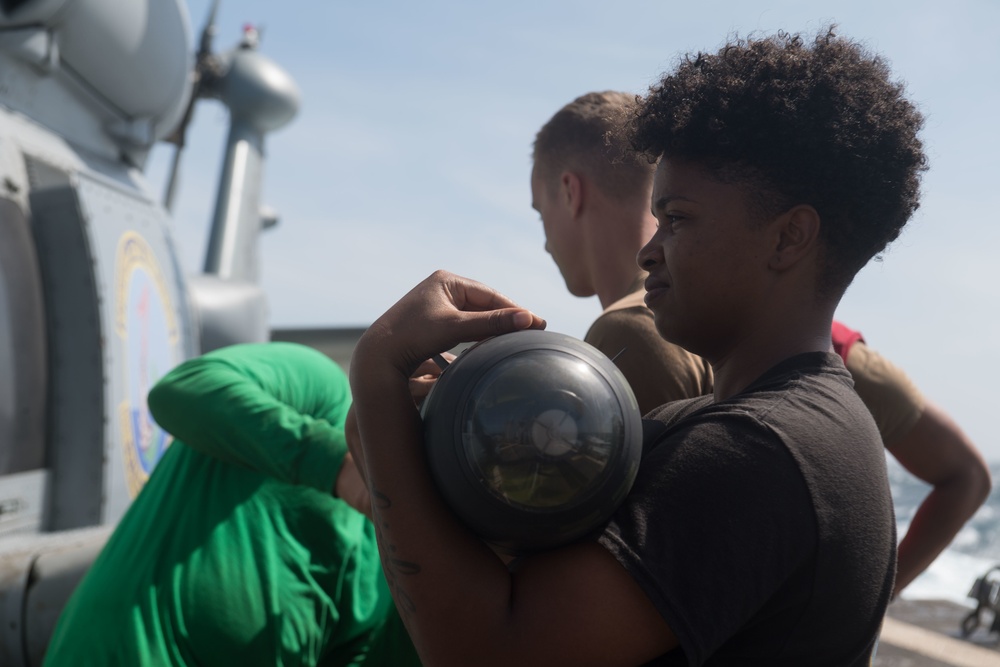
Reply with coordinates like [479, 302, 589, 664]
[115, 231, 180, 497]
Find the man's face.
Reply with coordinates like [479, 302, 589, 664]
[530, 163, 589, 296]
[638, 158, 775, 360]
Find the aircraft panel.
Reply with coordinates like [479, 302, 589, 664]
[30, 172, 196, 530]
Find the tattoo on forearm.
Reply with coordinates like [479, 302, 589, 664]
[372, 488, 420, 616]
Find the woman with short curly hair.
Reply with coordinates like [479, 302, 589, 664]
[349, 26, 925, 666]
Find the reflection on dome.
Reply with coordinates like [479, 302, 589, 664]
[421, 329, 642, 553]
[461, 351, 624, 510]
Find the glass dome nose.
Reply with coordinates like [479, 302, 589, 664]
[420, 329, 643, 554]
[460, 350, 625, 510]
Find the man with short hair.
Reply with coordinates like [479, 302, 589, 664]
[531, 91, 711, 414]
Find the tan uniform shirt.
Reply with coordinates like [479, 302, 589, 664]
[845, 340, 924, 446]
[584, 290, 713, 415]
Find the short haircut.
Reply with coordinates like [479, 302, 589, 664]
[625, 27, 927, 295]
[533, 91, 655, 203]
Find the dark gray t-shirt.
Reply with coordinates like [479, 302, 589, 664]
[599, 352, 895, 666]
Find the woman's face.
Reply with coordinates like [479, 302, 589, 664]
[638, 159, 778, 362]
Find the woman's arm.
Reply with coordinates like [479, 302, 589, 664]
[350, 271, 674, 667]
[338, 355, 448, 517]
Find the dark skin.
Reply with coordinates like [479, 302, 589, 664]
[350, 274, 673, 667]
[349, 159, 847, 666]
[640, 160, 833, 399]
[339, 358, 445, 520]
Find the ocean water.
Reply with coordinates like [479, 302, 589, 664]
[890, 458, 1000, 607]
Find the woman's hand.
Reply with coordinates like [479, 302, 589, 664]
[355, 271, 546, 379]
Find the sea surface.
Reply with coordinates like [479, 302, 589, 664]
[891, 458, 1000, 607]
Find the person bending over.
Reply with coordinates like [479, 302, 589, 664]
[44, 342, 419, 667]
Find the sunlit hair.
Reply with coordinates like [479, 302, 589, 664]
[625, 27, 927, 294]
[533, 91, 654, 203]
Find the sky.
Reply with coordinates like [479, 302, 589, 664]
[147, 0, 1000, 459]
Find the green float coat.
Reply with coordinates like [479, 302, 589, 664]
[45, 343, 417, 666]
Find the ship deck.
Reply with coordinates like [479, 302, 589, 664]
[876, 599, 1000, 666]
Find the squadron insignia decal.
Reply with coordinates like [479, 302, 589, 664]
[115, 231, 179, 497]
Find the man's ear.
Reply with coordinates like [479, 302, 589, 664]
[769, 205, 821, 271]
[560, 171, 584, 219]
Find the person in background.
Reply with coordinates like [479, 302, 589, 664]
[534, 89, 990, 601]
[530, 90, 712, 415]
[44, 342, 419, 667]
[349, 26, 922, 665]
[832, 322, 992, 596]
